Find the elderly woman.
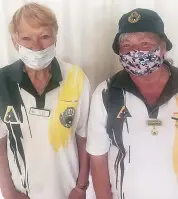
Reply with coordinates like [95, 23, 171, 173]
[87, 8, 178, 199]
[0, 3, 90, 199]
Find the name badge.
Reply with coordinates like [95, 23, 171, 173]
[147, 119, 162, 126]
[29, 107, 50, 117]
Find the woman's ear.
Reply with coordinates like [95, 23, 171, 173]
[160, 40, 166, 57]
[11, 35, 19, 51]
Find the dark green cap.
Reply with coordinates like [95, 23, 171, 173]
[112, 8, 172, 55]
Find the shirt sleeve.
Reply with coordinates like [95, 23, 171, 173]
[0, 119, 8, 139]
[0, 70, 8, 139]
[86, 81, 111, 156]
[76, 75, 91, 137]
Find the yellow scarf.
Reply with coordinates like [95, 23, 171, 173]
[49, 65, 84, 152]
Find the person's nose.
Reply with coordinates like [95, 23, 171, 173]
[30, 39, 44, 51]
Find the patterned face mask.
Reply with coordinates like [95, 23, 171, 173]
[119, 47, 164, 76]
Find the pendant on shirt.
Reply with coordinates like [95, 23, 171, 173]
[29, 107, 51, 117]
[151, 126, 158, 136]
[147, 119, 162, 135]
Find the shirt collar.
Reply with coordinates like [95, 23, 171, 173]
[110, 60, 178, 107]
[6, 57, 63, 83]
[111, 60, 176, 90]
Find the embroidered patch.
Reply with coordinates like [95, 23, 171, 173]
[60, 107, 75, 128]
[128, 11, 141, 23]
[117, 106, 131, 119]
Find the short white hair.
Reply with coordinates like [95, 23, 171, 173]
[119, 32, 162, 43]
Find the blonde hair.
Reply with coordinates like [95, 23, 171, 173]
[9, 3, 58, 36]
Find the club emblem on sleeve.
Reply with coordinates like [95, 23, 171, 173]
[60, 107, 75, 128]
[128, 12, 141, 23]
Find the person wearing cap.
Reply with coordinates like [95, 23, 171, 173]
[0, 3, 90, 199]
[86, 8, 178, 199]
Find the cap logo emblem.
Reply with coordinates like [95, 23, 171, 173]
[128, 12, 141, 23]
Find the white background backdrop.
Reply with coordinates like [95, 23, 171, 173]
[1, 0, 178, 91]
[0, 0, 178, 198]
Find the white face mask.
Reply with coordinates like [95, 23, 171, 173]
[18, 44, 56, 70]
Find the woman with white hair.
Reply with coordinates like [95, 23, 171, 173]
[0, 3, 90, 199]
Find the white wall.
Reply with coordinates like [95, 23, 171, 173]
[1, 0, 178, 90]
[0, 0, 178, 198]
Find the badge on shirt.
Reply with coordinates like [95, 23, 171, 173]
[4, 106, 19, 124]
[147, 119, 162, 126]
[147, 119, 162, 136]
[29, 107, 51, 117]
[60, 107, 75, 128]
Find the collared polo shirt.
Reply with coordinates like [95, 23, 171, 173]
[87, 61, 178, 199]
[0, 57, 90, 199]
